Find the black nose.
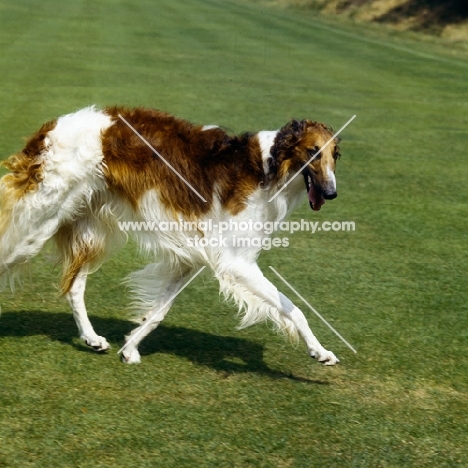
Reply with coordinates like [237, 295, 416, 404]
[323, 191, 337, 200]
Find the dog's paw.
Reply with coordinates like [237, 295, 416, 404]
[121, 348, 141, 364]
[310, 349, 339, 366]
[83, 335, 111, 352]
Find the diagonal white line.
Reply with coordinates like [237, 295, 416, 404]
[269, 266, 357, 353]
[268, 114, 356, 203]
[118, 114, 208, 203]
[117, 266, 206, 355]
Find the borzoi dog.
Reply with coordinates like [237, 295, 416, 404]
[0, 106, 340, 365]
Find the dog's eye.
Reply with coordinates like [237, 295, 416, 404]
[307, 146, 321, 159]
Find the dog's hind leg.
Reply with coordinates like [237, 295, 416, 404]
[121, 263, 192, 364]
[217, 260, 339, 365]
[54, 216, 125, 352]
[66, 268, 110, 351]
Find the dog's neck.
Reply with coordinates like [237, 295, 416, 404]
[254, 130, 306, 221]
[257, 130, 278, 176]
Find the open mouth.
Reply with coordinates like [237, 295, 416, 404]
[302, 168, 325, 211]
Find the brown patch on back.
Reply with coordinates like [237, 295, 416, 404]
[101, 107, 265, 218]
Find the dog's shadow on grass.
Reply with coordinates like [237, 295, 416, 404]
[0, 310, 329, 384]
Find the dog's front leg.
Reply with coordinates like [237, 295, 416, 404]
[284, 301, 339, 365]
[217, 261, 338, 365]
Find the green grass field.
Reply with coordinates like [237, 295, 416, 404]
[1, 0, 467, 466]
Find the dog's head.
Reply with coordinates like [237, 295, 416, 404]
[270, 119, 341, 211]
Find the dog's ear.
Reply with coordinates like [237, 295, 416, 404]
[270, 119, 308, 162]
[280, 119, 308, 146]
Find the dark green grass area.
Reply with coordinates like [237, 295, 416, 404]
[1, 0, 467, 466]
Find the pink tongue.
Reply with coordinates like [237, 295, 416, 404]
[309, 185, 325, 211]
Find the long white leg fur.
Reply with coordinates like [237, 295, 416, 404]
[121, 263, 192, 364]
[216, 260, 338, 365]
